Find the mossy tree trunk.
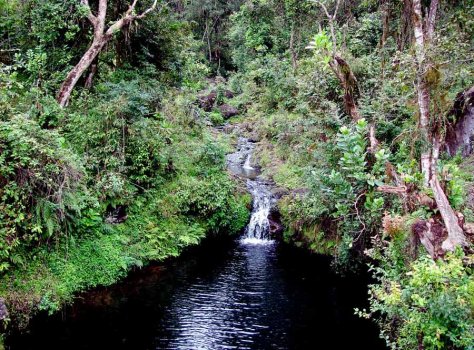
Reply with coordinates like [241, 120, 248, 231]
[57, 0, 158, 107]
[411, 0, 467, 251]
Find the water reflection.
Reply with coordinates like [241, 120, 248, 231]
[6, 136, 386, 350]
[6, 237, 386, 350]
[155, 241, 286, 349]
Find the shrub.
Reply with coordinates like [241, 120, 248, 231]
[362, 251, 474, 350]
[0, 115, 89, 272]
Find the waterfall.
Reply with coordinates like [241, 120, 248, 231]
[243, 154, 253, 170]
[227, 137, 275, 244]
[244, 180, 271, 240]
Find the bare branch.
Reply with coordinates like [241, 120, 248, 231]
[354, 190, 367, 240]
[97, 0, 108, 22]
[314, 0, 331, 19]
[426, 0, 439, 41]
[80, 0, 98, 27]
[376, 185, 407, 194]
[368, 124, 379, 154]
[313, 0, 338, 55]
[58, 0, 160, 107]
[137, 0, 158, 19]
[105, 0, 158, 36]
[125, 0, 140, 16]
[333, 0, 342, 20]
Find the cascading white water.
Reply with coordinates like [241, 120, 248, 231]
[226, 137, 275, 244]
[244, 180, 271, 240]
[243, 153, 253, 170]
[227, 137, 258, 179]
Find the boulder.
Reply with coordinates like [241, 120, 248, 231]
[198, 91, 217, 111]
[445, 86, 474, 157]
[268, 209, 284, 236]
[219, 104, 239, 119]
[271, 187, 290, 200]
[0, 298, 8, 321]
[105, 205, 128, 224]
[224, 90, 235, 99]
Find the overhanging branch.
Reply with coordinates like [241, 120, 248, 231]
[80, 0, 98, 27]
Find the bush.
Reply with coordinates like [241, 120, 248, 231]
[362, 251, 474, 350]
[209, 111, 225, 125]
[0, 115, 89, 272]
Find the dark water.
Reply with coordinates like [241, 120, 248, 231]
[6, 236, 386, 350]
[7, 137, 386, 349]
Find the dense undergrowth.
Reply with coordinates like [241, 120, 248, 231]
[1, 0, 474, 349]
[220, 0, 474, 349]
[0, 0, 250, 337]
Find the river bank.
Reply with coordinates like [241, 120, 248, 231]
[4, 125, 387, 350]
[0, 90, 251, 340]
[6, 233, 385, 350]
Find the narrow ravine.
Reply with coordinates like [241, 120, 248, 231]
[6, 137, 385, 350]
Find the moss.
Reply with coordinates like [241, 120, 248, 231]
[0, 88, 251, 330]
[0, 183, 250, 328]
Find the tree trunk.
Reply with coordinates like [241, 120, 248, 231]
[412, 0, 432, 187]
[84, 57, 99, 89]
[314, 0, 360, 120]
[431, 176, 467, 250]
[57, 38, 107, 107]
[411, 0, 467, 252]
[329, 55, 361, 121]
[379, 0, 390, 48]
[398, 0, 413, 51]
[290, 23, 298, 72]
[56, 0, 157, 107]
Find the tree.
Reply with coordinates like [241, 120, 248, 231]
[411, 0, 467, 251]
[56, 0, 158, 107]
[309, 0, 361, 121]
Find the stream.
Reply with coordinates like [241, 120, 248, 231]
[6, 137, 386, 350]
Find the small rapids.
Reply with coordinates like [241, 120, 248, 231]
[226, 137, 258, 179]
[244, 180, 274, 241]
[226, 138, 276, 242]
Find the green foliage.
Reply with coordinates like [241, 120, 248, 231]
[347, 13, 382, 57]
[0, 0, 251, 331]
[306, 30, 333, 65]
[282, 119, 388, 262]
[0, 115, 89, 272]
[1, 0, 474, 346]
[209, 110, 225, 125]
[225, 0, 474, 348]
[362, 250, 474, 350]
[65, 77, 173, 204]
[182, 0, 244, 74]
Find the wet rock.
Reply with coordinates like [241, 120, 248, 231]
[0, 298, 8, 321]
[105, 205, 128, 224]
[224, 90, 234, 99]
[271, 187, 289, 200]
[268, 209, 284, 236]
[219, 104, 239, 119]
[198, 91, 217, 111]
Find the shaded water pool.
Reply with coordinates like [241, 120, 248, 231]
[6, 236, 386, 350]
[7, 136, 386, 349]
